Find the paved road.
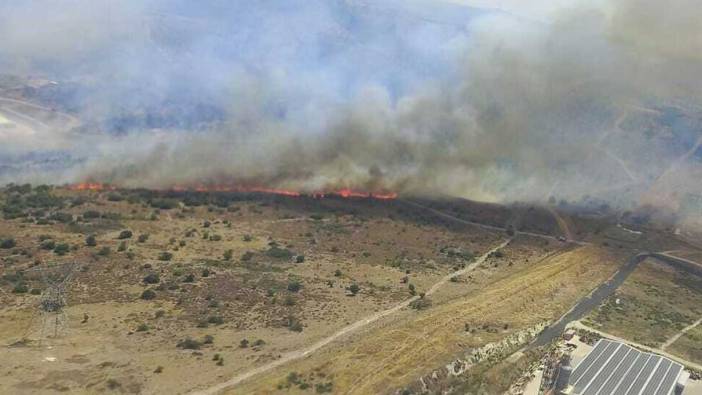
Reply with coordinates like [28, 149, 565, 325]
[530, 253, 649, 348]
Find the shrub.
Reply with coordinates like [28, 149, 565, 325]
[136, 323, 149, 332]
[410, 297, 432, 310]
[177, 338, 202, 350]
[266, 247, 294, 260]
[0, 238, 16, 249]
[150, 198, 177, 210]
[85, 235, 97, 247]
[348, 284, 360, 296]
[286, 316, 303, 332]
[223, 249, 233, 261]
[202, 268, 210, 277]
[242, 234, 252, 242]
[208, 316, 224, 325]
[48, 212, 73, 223]
[143, 273, 160, 284]
[40, 240, 56, 250]
[253, 339, 266, 347]
[107, 193, 123, 202]
[334, 269, 342, 277]
[137, 234, 149, 243]
[30, 288, 41, 295]
[295, 255, 305, 263]
[83, 210, 101, 219]
[117, 241, 127, 252]
[203, 220, 211, 228]
[241, 251, 254, 262]
[117, 230, 133, 239]
[287, 281, 302, 293]
[53, 243, 70, 256]
[12, 283, 29, 293]
[239, 339, 249, 348]
[183, 274, 195, 283]
[141, 289, 157, 300]
[158, 252, 173, 261]
[209, 234, 222, 241]
[203, 334, 215, 344]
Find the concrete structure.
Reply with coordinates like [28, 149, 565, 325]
[563, 339, 687, 395]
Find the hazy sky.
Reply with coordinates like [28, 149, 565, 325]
[1, 0, 701, 217]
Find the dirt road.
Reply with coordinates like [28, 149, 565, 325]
[192, 239, 511, 395]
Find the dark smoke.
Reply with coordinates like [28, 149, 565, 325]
[1, 0, 701, 223]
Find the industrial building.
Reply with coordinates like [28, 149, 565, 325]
[562, 339, 688, 395]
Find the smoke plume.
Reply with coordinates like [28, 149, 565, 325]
[1, 0, 701, 215]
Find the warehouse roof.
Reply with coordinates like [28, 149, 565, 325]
[569, 339, 683, 395]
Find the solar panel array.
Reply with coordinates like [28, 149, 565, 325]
[569, 339, 683, 395]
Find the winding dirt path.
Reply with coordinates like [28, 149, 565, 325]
[662, 317, 702, 351]
[192, 239, 511, 395]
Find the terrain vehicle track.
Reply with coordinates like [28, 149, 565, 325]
[192, 239, 511, 395]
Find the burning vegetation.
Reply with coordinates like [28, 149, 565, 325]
[67, 182, 397, 200]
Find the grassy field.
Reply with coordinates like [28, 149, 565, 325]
[228, 245, 623, 394]
[0, 186, 510, 393]
[668, 325, 702, 365]
[583, 258, 702, 349]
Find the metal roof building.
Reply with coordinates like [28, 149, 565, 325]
[566, 339, 687, 395]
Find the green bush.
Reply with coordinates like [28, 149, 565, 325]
[0, 238, 16, 249]
[348, 284, 360, 296]
[117, 230, 133, 239]
[85, 235, 97, 247]
[12, 283, 29, 293]
[223, 249, 233, 261]
[138, 234, 149, 243]
[141, 289, 157, 300]
[158, 252, 173, 261]
[286, 316, 303, 332]
[48, 212, 73, 223]
[183, 274, 195, 283]
[266, 246, 294, 260]
[53, 243, 70, 256]
[83, 210, 101, 219]
[143, 273, 160, 284]
[287, 281, 302, 293]
[176, 338, 202, 350]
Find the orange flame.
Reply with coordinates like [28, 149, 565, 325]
[68, 183, 116, 191]
[66, 183, 396, 199]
